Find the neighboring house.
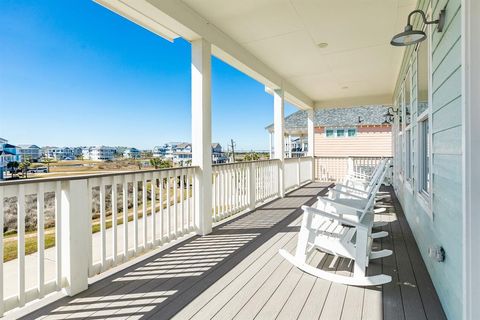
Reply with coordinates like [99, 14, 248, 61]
[266, 105, 392, 158]
[82, 146, 115, 161]
[211, 143, 228, 164]
[72, 147, 83, 158]
[0, 139, 22, 180]
[42, 147, 75, 160]
[123, 147, 141, 159]
[153, 142, 227, 164]
[17, 144, 42, 162]
[152, 145, 167, 158]
[171, 143, 192, 165]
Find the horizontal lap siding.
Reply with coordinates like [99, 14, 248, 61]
[314, 131, 392, 157]
[393, 0, 463, 318]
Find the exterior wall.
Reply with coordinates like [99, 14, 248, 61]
[392, 0, 462, 318]
[314, 126, 392, 157]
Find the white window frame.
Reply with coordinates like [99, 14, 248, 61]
[415, 16, 433, 218]
[403, 62, 414, 190]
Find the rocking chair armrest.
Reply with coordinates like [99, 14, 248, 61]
[301, 206, 366, 230]
[328, 188, 368, 200]
[316, 197, 365, 220]
[334, 183, 369, 195]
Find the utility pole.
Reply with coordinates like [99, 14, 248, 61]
[230, 139, 236, 163]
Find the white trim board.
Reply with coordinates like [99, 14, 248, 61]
[462, 0, 480, 318]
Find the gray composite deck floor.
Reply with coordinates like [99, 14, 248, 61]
[23, 182, 446, 320]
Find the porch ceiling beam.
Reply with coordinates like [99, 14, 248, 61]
[94, 0, 314, 110]
[314, 94, 393, 108]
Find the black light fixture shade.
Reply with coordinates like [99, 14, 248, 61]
[391, 9, 445, 47]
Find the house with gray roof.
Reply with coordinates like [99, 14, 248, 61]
[266, 105, 392, 158]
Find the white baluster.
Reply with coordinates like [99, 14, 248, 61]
[122, 176, 129, 260]
[111, 177, 118, 265]
[17, 185, 25, 306]
[99, 180, 106, 269]
[37, 183, 45, 298]
[133, 177, 138, 254]
[151, 173, 156, 246]
[55, 181, 62, 290]
[142, 176, 147, 250]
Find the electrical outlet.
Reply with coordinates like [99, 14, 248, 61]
[428, 246, 445, 262]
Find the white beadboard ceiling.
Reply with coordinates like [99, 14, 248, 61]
[181, 0, 416, 106]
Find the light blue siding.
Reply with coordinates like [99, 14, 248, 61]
[393, 0, 463, 318]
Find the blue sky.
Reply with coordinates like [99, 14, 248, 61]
[0, 0, 296, 151]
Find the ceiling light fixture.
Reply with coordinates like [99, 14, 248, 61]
[391, 8, 446, 47]
[317, 42, 328, 48]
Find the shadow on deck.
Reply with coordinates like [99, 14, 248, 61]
[21, 182, 446, 320]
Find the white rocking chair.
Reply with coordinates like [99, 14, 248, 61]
[279, 160, 392, 286]
[279, 206, 392, 286]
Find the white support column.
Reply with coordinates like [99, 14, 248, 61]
[61, 179, 89, 296]
[191, 38, 213, 236]
[274, 89, 285, 197]
[307, 108, 316, 180]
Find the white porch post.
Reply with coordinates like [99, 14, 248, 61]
[307, 109, 315, 180]
[61, 179, 89, 296]
[274, 89, 285, 197]
[191, 38, 212, 235]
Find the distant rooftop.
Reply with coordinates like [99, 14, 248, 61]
[265, 105, 390, 133]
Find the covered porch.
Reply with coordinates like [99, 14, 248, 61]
[19, 183, 445, 320]
[1, 0, 477, 318]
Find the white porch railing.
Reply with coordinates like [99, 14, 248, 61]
[284, 157, 314, 191]
[0, 157, 315, 316]
[0, 167, 197, 315]
[314, 156, 390, 182]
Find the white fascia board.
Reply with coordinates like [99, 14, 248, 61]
[95, 0, 314, 109]
[94, 0, 182, 42]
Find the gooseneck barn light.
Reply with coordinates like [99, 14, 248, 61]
[391, 9, 446, 46]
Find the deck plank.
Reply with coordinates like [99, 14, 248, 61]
[391, 191, 447, 320]
[318, 257, 351, 320]
[390, 197, 427, 320]
[190, 233, 299, 320]
[275, 250, 325, 320]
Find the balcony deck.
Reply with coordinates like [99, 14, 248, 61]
[21, 182, 445, 320]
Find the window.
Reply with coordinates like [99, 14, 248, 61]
[404, 70, 411, 127]
[417, 33, 429, 115]
[419, 118, 430, 194]
[416, 20, 431, 203]
[405, 129, 412, 180]
[326, 128, 357, 138]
